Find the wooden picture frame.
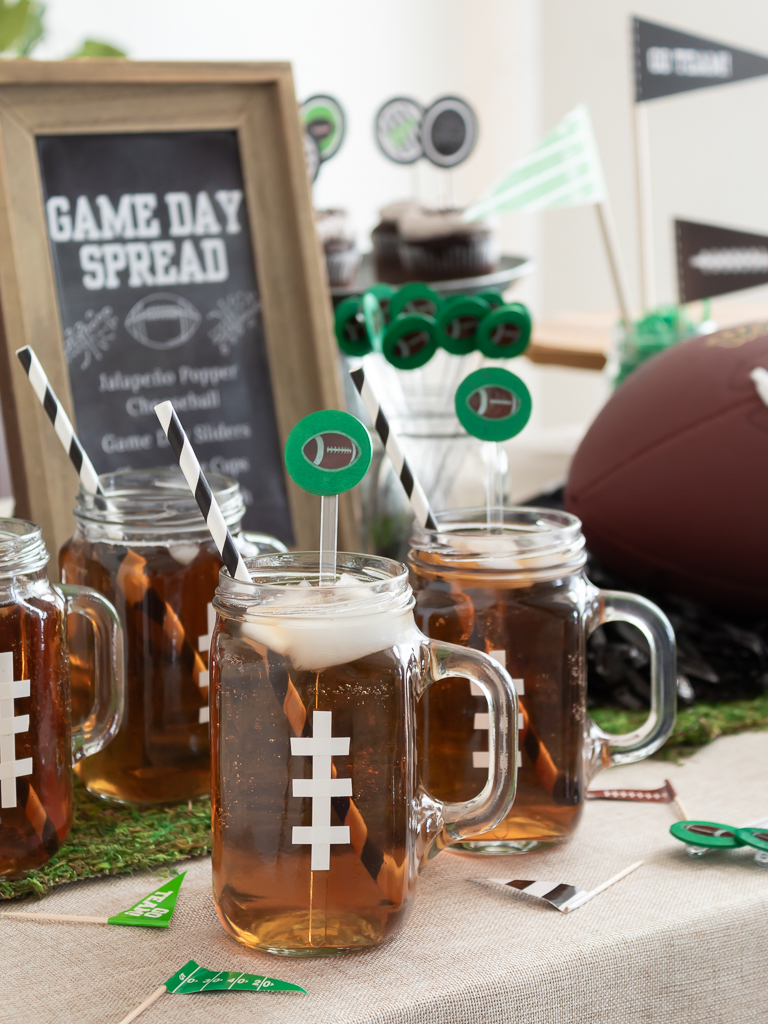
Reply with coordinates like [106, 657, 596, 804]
[0, 61, 355, 556]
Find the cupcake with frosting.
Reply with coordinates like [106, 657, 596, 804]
[397, 207, 499, 281]
[370, 200, 418, 283]
[315, 209, 361, 287]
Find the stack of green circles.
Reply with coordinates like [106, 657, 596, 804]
[334, 281, 533, 370]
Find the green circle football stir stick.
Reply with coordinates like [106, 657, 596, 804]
[284, 410, 372, 584]
[455, 367, 532, 527]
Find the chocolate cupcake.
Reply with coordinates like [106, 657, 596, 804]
[370, 200, 417, 283]
[316, 209, 361, 287]
[398, 208, 499, 281]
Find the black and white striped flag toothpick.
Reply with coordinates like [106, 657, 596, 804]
[16, 346, 104, 496]
[154, 401, 250, 583]
[349, 365, 438, 531]
[484, 860, 644, 913]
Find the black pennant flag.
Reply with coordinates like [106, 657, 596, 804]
[676, 219, 768, 303]
[634, 18, 768, 103]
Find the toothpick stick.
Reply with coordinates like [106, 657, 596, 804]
[117, 986, 167, 1024]
[665, 779, 689, 821]
[563, 860, 644, 913]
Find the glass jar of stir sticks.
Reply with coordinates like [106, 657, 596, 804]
[59, 467, 283, 806]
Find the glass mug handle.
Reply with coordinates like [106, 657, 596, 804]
[586, 589, 677, 774]
[55, 584, 126, 763]
[418, 639, 518, 847]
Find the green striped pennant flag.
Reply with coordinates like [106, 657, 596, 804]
[463, 104, 605, 221]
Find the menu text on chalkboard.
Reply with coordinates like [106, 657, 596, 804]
[36, 130, 293, 543]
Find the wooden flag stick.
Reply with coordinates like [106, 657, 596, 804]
[665, 779, 689, 821]
[117, 986, 167, 1024]
[595, 200, 632, 326]
[563, 860, 644, 913]
[633, 103, 656, 311]
[2, 911, 109, 924]
[590, 859, 644, 898]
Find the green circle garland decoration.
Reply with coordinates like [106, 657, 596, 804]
[334, 297, 371, 357]
[389, 282, 443, 321]
[734, 827, 768, 852]
[455, 367, 532, 442]
[285, 410, 372, 496]
[436, 296, 490, 355]
[669, 821, 744, 849]
[383, 314, 438, 370]
[362, 292, 386, 352]
[476, 303, 532, 359]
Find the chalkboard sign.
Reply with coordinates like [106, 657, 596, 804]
[37, 130, 292, 543]
[0, 63, 347, 556]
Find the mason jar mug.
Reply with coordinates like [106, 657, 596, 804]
[408, 508, 677, 854]
[59, 467, 284, 806]
[0, 519, 123, 878]
[210, 552, 519, 955]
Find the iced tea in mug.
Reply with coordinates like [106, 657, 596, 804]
[409, 508, 677, 853]
[210, 552, 518, 955]
[0, 519, 123, 877]
[60, 468, 282, 806]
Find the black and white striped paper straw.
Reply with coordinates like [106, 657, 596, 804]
[487, 860, 644, 914]
[154, 401, 250, 583]
[16, 346, 103, 496]
[349, 365, 438, 531]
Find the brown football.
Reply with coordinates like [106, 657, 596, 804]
[565, 322, 768, 612]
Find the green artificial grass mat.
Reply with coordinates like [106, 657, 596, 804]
[591, 692, 768, 761]
[1, 780, 211, 901]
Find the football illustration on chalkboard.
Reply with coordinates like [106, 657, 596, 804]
[124, 292, 201, 349]
[302, 431, 360, 471]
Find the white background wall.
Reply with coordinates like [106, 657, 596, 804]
[2, 0, 767, 508]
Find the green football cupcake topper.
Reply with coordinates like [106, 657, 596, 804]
[285, 410, 372, 497]
[389, 281, 443, 320]
[383, 313, 438, 370]
[285, 410, 371, 586]
[455, 367, 532, 442]
[334, 297, 371, 357]
[477, 303, 532, 360]
[437, 295, 490, 356]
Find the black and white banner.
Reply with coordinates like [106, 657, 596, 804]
[676, 219, 768, 303]
[633, 18, 768, 103]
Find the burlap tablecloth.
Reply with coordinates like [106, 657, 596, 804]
[3, 730, 767, 1024]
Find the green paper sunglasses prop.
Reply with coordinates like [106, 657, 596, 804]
[670, 820, 768, 862]
[285, 409, 372, 496]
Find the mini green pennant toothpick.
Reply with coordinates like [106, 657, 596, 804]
[2, 872, 185, 929]
[107, 871, 185, 928]
[165, 959, 306, 994]
[117, 960, 306, 1023]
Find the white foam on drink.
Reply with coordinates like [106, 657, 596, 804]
[239, 573, 420, 671]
